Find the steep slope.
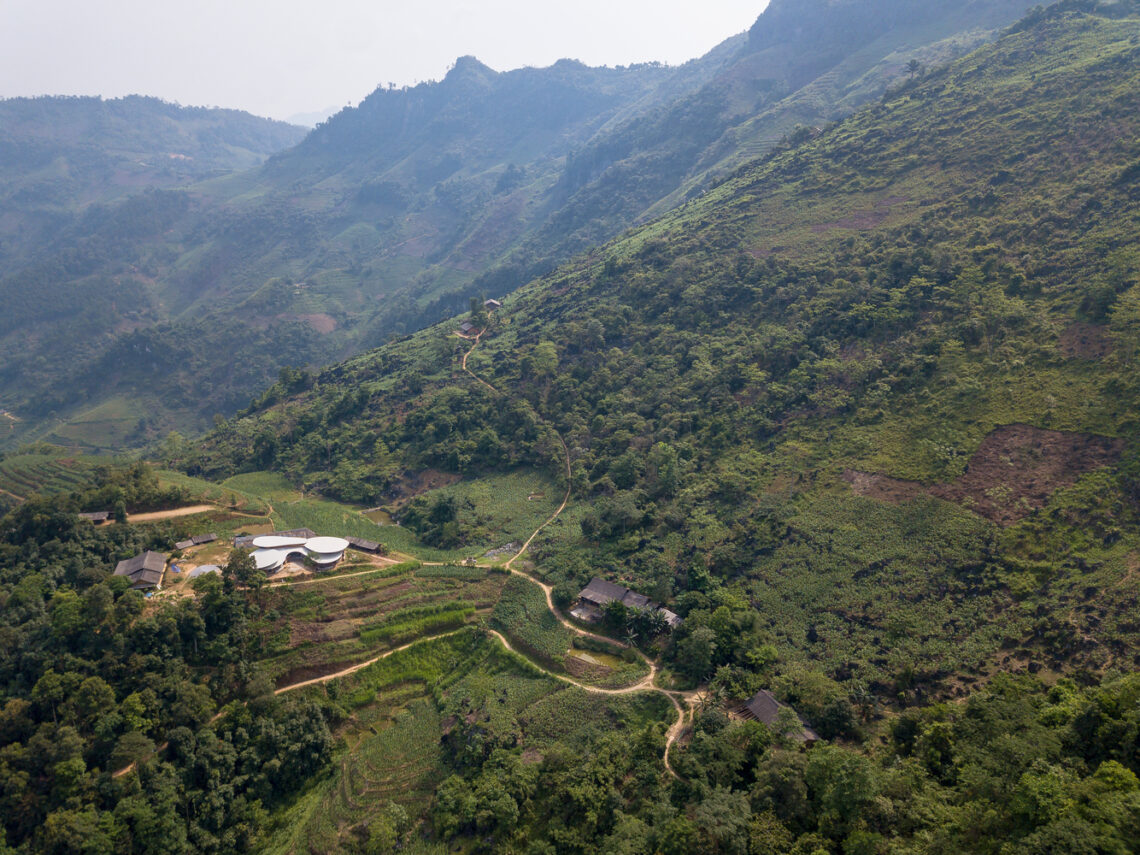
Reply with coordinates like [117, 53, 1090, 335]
[189, 3, 1140, 699]
[0, 95, 305, 258]
[0, 0, 1046, 449]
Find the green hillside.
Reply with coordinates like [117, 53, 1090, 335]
[193, 1, 1140, 688]
[3, 4, 1140, 854]
[0, 1, 1039, 452]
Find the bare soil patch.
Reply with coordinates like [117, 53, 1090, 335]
[127, 504, 215, 523]
[845, 424, 1124, 524]
[382, 469, 461, 510]
[1058, 322, 1112, 359]
[295, 313, 338, 334]
[810, 196, 909, 234]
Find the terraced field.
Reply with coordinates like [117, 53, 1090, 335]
[0, 453, 94, 500]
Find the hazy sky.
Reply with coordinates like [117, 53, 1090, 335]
[0, 0, 768, 123]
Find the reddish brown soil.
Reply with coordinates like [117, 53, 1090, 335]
[383, 469, 462, 510]
[844, 424, 1124, 525]
[274, 660, 362, 689]
[1058, 322, 1113, 359]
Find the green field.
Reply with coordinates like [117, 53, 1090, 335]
[262, 630, 672, 854]
[491, 575, 574, 670]
[50, 396, 147, 449]
[0, 453, 95, 500]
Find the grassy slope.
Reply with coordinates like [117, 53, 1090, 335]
[195, 10, 1140, 696]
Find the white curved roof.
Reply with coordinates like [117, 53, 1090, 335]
[253, 535, 309, 549]
[252, 549, 285, 570]
[187, 565, 221, 578]
[305, 536, 349, 555]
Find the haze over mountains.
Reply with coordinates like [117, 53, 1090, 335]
[3, 2, 1140, 853]
[0, 0, 1040, 452]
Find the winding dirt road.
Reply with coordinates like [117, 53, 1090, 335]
[114, 330, 697, 780]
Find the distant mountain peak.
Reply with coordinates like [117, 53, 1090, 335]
[446, 55, 497, 81]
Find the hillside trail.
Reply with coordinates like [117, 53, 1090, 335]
[115, 330, 696, 780]
[458, 331, 696, 777]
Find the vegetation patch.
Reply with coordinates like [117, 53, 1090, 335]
[844, 424, 1124, 524]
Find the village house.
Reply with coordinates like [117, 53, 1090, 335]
[742, 689, 819, 743]
[483, 298, 502, 310]
[458, 321, 476, 335]
[570, 577, 682, 630]
[78, 511, 111, 524]
[113, 551, 168, 590]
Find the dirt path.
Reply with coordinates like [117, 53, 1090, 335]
[117, 333, 697, 781]
[458, 333, 694, 776]
[275, 630, 466, 695]
[127, 504, 215, 523]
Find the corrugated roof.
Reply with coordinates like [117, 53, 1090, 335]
[579, 577, 629, 605]
[744, 690, 818, 742]
[113, 551, 168, 589]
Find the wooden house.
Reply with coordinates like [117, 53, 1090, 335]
[113, 551, 169, 590]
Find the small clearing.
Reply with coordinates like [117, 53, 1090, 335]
[845, 424, 1124, 525]
[1058, 322, 1113, 359]
[127, 504, 215, 523]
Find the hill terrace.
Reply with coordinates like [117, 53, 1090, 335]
[571, 577, 682, 629]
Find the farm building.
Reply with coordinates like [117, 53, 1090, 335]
[742, 690, 819, 743]
[174, 539, 195, 551]
[570, 577, 682, 630]
[458, 321, 476, 335]
[79, 511, 111, 524]
[175, 532, 218, 551]
[113, 551, 168, 590]
[483, 299, 502, 310]
[346, 536, 381, 553]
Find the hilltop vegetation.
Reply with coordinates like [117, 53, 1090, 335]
[0, 0, 1038, 451]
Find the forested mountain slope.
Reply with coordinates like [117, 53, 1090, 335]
[0, 96, 305, 260]
[3, 6, 1140, 853]
[0, 0, 1037, 452]
[192, 1, 1140, 695]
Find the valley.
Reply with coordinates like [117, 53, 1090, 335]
[2, 1, 1140, 853]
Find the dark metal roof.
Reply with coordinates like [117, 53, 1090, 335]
[744, 690, 818, 742]
[174, 540, 195, 551]
[79, 511, 111, 522]
[113, 551, 168, 589]
[191, 533, 217, 545]
[345, 537, 380, 552]
[579, 577, 629, 605]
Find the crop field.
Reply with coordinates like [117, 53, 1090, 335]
[260, 700, 447, 855]
[0, 453, 94, 499]
[270, 497, 393, 543]
[490, 576, 573, 670]
[220, 470, 304, 503]
[50, 396, 145, 449]
[371, 470, 562, 562]
[265, 631, 673, 853]
[256, 568, 507, 683]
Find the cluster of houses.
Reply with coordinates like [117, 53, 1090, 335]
[457, 298, 502, 336]
[111, 527, 376, 591]
[571, 577, 682, 630]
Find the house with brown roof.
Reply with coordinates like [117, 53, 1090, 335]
[570, 577, 682, 630]
[743, 690, 819, 743]
[113, 551, 168, 590]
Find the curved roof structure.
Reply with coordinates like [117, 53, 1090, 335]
[253, 535, 309, 549]
[305, 536, 349, 554]
[187, 565, 221, 579]
[252, 549, 285, 571]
